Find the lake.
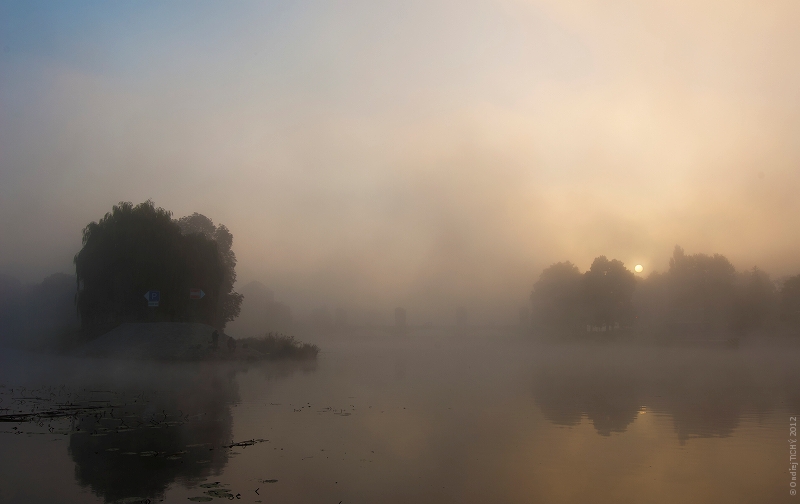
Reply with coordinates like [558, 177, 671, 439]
[0, 330, 797, 503]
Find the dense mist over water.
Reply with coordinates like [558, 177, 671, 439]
[2, 1, 800, 324]
[2, 1, 800, 502]
[1, 334, 798, 503]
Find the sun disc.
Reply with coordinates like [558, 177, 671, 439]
[634, 264, 643, 273]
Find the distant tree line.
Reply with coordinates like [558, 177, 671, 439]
[225, 281, 293, 337]
[74, 201, 243, 337]
[0, 272, 80, 351]
[531, 246, 800, 338]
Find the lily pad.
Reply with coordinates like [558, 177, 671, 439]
[205, 489, 233, 499]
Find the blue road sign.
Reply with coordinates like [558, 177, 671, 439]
[144, 290, 160, 307]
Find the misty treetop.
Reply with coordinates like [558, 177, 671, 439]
[529, 261, 583, 328]
[531, 256, 636, 332]
[531, 246, 800, 337]
[74, 201, 243, 335]
[584, 256, 637, 329]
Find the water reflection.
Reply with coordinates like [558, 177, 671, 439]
[0, 353, 315, 504]
[67, 372, 235, 502]
[531, 347, 796, 442]
[533, 366, 640, 436]
[1, 339, 797, 504]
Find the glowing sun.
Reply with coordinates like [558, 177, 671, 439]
[634, 264, 643, 273]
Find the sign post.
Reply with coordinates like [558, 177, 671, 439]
[144, 290, 160, 307]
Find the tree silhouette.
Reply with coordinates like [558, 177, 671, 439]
[780, 274, 800, 332]
[582, 256, 636, 329]
[176, 213, 243, 326]
[74, 201, 240, 335]
[530, 261, 584, 331]
[665, 246, 736, 329]
[531, 245, 800, 338]
[731, 267, 777, 334]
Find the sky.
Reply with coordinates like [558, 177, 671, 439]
[1, 0, 799, 324]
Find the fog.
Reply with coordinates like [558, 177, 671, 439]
[1, 334, 797, 503]
[5, 4, 800, 503]
[2, 1, 800, 325]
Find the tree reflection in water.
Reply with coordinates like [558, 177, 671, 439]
[533, 367, 641, 436]
[0, 359, 316, 504]
[531, 347, 798, 442]
[67, 370, 235, 503]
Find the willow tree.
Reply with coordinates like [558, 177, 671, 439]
[74, 201, 241, 335]
[176, 212, 244, 326]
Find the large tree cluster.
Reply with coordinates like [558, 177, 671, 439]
[530, 256, 636, 333]
[531, 245, 800, 337]
[74, 201, 242, 335]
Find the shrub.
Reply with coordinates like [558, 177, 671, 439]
[239, 332, 319, 360]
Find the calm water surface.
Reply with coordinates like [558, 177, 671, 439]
[0, 331, 797, 503]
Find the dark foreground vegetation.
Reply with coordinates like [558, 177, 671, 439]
[531, 245, 800, 340]
[0, 201, 318, 360]
[240, 332, 320, 360]
[74, 201, 243, 337]
[72, 323, 319, 362]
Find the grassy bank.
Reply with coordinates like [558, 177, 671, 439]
[240, 332, 319, 360]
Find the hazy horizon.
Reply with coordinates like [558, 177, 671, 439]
[2, 0, 800, 324]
